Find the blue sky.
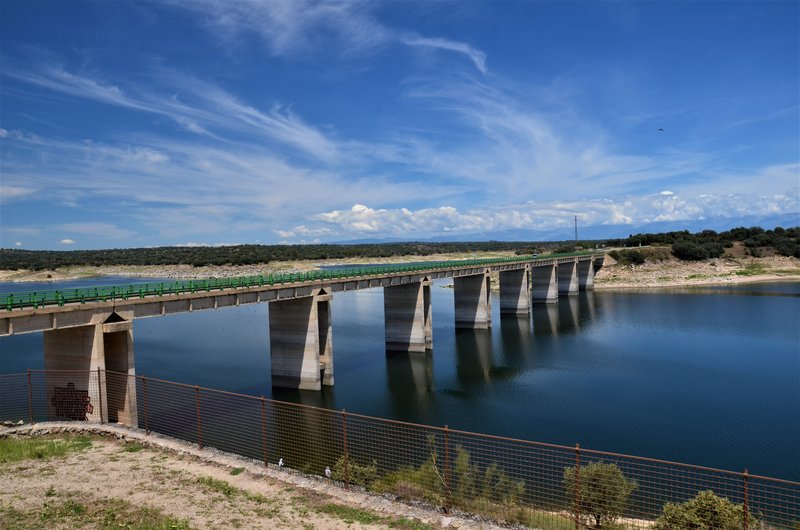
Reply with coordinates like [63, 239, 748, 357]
[1, 1, 798, 249]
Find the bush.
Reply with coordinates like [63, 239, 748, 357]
[672, 241, 708, 261]
[654, 490, 755, 530]
[563, 461, 636, 529]
[331, 453, 377, 487]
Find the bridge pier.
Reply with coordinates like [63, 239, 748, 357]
[384, 280, 432, 352]
[269, 291, 334, 391]
[577, 258, 595, 290]
[557, 259, 579, 295]
[499, 267, 531, 315]
[454, 271, 492, 329]
[43, 315, 138, 426]
[531, 264, 558, 303]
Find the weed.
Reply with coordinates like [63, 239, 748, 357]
[196, 476, 239, 498]
[317, 503, 381, 525]
[124, 443, 144, 453]
[230, 467, 245, 476]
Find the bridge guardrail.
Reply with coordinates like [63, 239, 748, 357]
[1, 368, 797, 529]
[2, 251, 602, 311]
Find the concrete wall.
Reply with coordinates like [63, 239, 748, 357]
[454, 272, 492, 329]
[499, 267, 531, 315]
[531, 264, 558, 303]
[384, 282, 429, 352]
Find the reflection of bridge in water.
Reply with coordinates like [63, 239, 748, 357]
[1, 253, 602, 428]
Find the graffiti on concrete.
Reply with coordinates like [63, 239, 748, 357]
[51, 382, 94, 420]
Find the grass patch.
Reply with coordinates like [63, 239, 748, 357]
[230, 467, 245, 476]
[317, 503, 382, 525]
[735, 262, 767, 276]
[0, 436, 92, 464]
[123, 442, 144, 453]
[196, 476, 238, 498]
[0, 496, 191, 530]
[773, 268, 800, 275]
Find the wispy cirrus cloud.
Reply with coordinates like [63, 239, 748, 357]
[171, 0, 489, 74]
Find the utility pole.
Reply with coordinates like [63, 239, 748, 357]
[574, 215, 578, 244]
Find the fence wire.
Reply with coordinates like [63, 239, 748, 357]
[1, 369, 797, 529]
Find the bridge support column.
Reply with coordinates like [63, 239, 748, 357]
[531, 264, 558, 303]
[558, 259, 579, 295]
[43, 317, 138, 427]
[499, 267, 531, 315]
[384, 280, 431, 353]
[577, 258, 595, 290]
[269, 292, 334, 391]
[454, 272, 492, 329]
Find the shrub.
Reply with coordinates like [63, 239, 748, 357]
[654, 490, 755, 530]
[672, 241, 708, 261]
[563, 461, 636, 529]
[331, 453, 377, 487]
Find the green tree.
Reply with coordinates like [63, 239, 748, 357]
[672, 241, 709, 261]
[563, 461, 636, 529]
[654, 490, 755, 530]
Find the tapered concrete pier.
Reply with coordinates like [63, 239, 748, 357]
[499, 267, 531, 315]
[454, 272, 492, 329]
[269, 291, 334, 390]
[43, 314, 138, 426]
[577, 258, 595, 290]
[557, 259, 579, 295]
[531, 264, 558, 303]
[384, 280, 432, 352]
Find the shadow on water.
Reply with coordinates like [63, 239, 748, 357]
[532, 303, 559, 337]
[386, 350, 435, 420]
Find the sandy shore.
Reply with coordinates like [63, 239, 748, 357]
[1, 252, 798, 290]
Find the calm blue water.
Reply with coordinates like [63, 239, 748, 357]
[1, 278, 798, 480]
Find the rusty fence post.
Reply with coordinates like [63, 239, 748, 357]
[260, 397, 268, 467]
[195, 386, 203, 449]
[341, 410, 350, 489]
[743, 468, 749, 530]
[26, 369, 33, 424]
[575, 443, 581, 530]
[142, 377, 150, 435]
[444, 425, 451, 513]
[97, 368, 104, 424]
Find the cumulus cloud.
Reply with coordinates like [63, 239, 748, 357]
[276, 189, 800, 241]
[15, 242, 22, 247]
[59, 239, 75, 245]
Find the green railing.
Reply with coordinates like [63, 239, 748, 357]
[3, 251, 600, 311]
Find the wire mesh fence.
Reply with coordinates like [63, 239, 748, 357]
[1, 369, 797, 529]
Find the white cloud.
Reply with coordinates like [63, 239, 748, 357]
[0, 185, 37, 203]
[59, 239, 75, 245]
[57, 222, 136, 240]
[15, 242, 22, 247]
[400, 34, 487, 74]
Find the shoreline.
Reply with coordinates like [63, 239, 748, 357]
[1, 253, 798, 291]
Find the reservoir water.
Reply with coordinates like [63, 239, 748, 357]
[1, 278, 798, 481]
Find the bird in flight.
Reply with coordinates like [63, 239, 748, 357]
[658, 128, 664, 132]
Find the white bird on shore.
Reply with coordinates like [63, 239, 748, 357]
[325, 466, 331, 479]
[278, 458, 284, 469]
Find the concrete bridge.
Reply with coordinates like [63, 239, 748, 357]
[0, 253, 602, 425]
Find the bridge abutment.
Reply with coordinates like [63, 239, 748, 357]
[384, 280, 432, 352]
[454, 272, 492, 329]
[269, 292, 333, 391]
[499, 267, 531, 315]
[557, 259, 579, 295]
[531, 264, 558, 303]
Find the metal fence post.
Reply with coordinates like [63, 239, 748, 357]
[743, 468, 749, 530]
[97, 367, 104, 424]
[260, 397, 268, 467]
[341, 410, 350, 489]
[195, 386, 203, 449]
[26, 369, 33, 424]
[575, 443, 581, 530]
[142, 377, 150, 435]
[444, 425, 451, 513]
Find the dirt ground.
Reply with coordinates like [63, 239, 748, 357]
[0, 424, 504, 530]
